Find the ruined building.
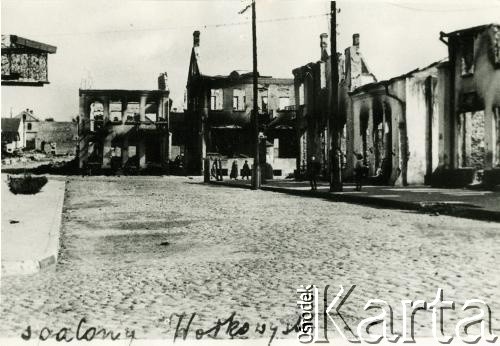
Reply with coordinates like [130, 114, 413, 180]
[348, 60, 448, 186]
[1, 35, 57, 86]
[78, 74, 171, 173]
[16, 109, 77, 155]
[294, 23, 500, 187]
[185, 31, 297, 177]
[292, 33, 377, 178]
[438, 24, 500, 186]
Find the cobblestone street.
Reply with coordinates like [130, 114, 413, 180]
[1, 176, 499, 341]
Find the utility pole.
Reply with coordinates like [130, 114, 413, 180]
[251, 0, 261, 189]
[329, 0, 342, 192]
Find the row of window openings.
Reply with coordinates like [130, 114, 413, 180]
[88, 145, 137, 158]
[89, 102, 164, 122]
[209, 90, 290, 111]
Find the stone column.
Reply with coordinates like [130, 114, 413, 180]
[122, 137, 129, 166]
[138, 141, 146, 168]
[101, 96, 112, 169]
[382, 101, 388, 157]
[483, 104, 496, 170]
[464, 112, 472, 167]
[496, 107, 500, 167]
[121, 99, 127, 124]
[168, 132, 172, 163]
[139, 95, 146, 122]
[102, 96, 110, 121]
[273, 138, 279, 162]
[389, 99, 400, 184]
[78, 95, 87, 169]
[351, 101, 362, 172]
[159, 133, 169, 172]
[367, 107, 374, 173]
[455, 113, 471, 168]
[102, 135, 113, 169]
[452, 108, 461, 169]
[299, 131, 307, 173]
[160, 96, 168, 121]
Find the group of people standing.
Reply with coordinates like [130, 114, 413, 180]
[308, 153, 369, 191]
[211, 159, 251, 180]
[215, 154, 371, 189]
[229, 160, 251, 180]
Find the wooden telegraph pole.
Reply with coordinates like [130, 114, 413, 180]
[251, 0, 261, 189]
[329, 0, 343, 192]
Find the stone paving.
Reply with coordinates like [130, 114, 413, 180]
[1, 176, 499, 342]
[219, 178, 500, 214]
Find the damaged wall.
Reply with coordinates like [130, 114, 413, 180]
[33, 121, 77, 155]
[447, 24, 500, 171]
[293, 33, 376, 177]
[348, 61, 446, 186]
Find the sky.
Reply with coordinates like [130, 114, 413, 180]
[1, 0, 500, 121]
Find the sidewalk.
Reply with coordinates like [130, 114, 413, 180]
[1, 174, 66, 276]
[210, 179, 500, 222]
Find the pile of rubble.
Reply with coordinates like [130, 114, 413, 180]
[2, 150, 74, 166]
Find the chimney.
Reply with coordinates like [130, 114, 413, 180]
[320, 33, 329, 61]
[193, 31, 200, 47]
[353, 33, 360, 47]
[158, 72, 168, 91]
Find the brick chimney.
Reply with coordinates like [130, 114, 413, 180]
[193, 31, 200, 47]
[353, 33, 360, 48]
[320, 33, 329, 61]
[158, 72, 168, 91]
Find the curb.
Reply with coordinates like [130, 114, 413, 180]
[1, 255, 56, 276]
[1, 179, 66, 277]
[209, 181, 500, 223]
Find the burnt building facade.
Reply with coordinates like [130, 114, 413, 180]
[294, 23, 500, 188]
[439, 24, 500, 186]
[78, 75, 171, 173]
[348, 60, 448, 186]
[185, 31, 297, 177]
[1, 35, 56, 86]
[292, 33, 376, 178]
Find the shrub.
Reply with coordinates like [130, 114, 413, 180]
[8, 174, 48, 194]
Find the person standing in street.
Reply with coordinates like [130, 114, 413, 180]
[230, 160, 239, 180]
[242, 160, 251, 180]
[308, 155, 321, 191]
[354, 153, 368, 191]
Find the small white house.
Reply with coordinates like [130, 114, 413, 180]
[1, 117, 24, 153]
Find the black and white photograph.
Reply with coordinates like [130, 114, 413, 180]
[1, 0, 500, 345]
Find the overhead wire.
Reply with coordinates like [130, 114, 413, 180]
[26, 13, 330, 38]
[386, 1, 500, 12]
